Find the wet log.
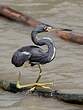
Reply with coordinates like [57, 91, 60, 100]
[0, 80, 25, 93]
[54, 90, 83, 104]
[0, 5, 40, 27]
[0, 5, 83, 44]
[0, 80, 83, 104]
[54, 30, 83, 44]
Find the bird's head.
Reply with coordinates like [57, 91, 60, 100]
[43, 25, 54, 32]
[33, 23, 54, 33]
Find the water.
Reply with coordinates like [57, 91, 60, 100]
[0, 0, 83, 109]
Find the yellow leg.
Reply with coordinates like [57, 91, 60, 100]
[16, 72, 53, 90]
[35, 64, 42, 83]
[38, 64, 42, 73]
[16, 65, 53, 91]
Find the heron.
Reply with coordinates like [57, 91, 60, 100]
[11, 23, 56, 91]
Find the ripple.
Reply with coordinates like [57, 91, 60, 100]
[0, 0, 83, 110]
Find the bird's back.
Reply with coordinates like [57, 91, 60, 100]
[18, 45, 43, 56]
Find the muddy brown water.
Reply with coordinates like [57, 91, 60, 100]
[0, 0, 83, 110]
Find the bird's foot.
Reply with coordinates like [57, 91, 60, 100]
[29, 82, 53, 92]
[16, 81, 53, 92]
[16, 72, 53, 92]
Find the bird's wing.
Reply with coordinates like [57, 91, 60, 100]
[21, 51, 31, 60]
[11, 51, 31, 67]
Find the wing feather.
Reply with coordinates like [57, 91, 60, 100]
[12, 51, 31, 67]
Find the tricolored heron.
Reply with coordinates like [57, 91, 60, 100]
[11, 23, 56, 91]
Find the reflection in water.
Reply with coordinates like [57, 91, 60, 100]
[0, 0, 83, 110]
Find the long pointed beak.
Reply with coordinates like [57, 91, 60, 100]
[47, 27, 57, 32]
[48, 28, 57, 32]
[47, 28, 72, 32]
[45, 27, 56, 32]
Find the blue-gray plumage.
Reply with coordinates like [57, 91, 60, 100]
[11, 24, 56, 89]
[12, 24, 56, 68]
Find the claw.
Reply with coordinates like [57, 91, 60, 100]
[29, 87, 36, 92]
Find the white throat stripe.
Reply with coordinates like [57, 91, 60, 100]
[51, 47, 56, 60]
[43, 37, 53, 42]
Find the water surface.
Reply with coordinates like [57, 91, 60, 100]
[0, 0, 83, 110]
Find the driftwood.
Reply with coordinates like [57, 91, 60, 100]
[0, 5, 40, 27]
[0, 80, 83, 105]
[0, 5, 83, 44]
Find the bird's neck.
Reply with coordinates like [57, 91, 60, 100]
[31, 31, 56, 62]
[42, 37, 56, 62]
[31, 30, 39, 45]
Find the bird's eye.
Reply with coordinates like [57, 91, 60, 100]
[44, 26, 49, 31]
[44, 26, 53, 32]
[43, 26, 47, 31]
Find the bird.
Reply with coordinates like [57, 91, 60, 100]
[11, 23, 56, 91]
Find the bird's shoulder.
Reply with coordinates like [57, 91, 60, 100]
[17, 45, 44, 54]
[18, 45, 39, 51]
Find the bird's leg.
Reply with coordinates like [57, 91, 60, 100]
[16, 71, 33, 89]
[16, 71, 22, 89]
[29, 64, 52, 92]
[28, 64, 42, 92]
[35, 64, 42, 83]
[38, 64, 42, 73]
[16, 65, 53, 91]
[16, 72, 52, 90]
